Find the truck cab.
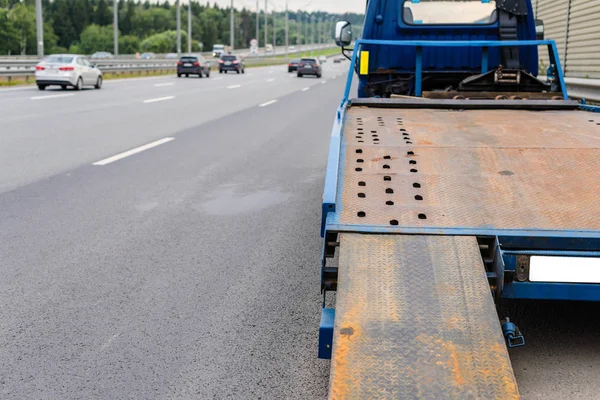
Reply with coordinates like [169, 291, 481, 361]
[320, 0, 600, 398]
[339, 0, 546, 98]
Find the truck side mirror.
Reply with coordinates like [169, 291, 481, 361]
[535, 19, 544, 40]
[335, 21, 352, 47]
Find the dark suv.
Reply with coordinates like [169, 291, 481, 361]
[297, 58, 322, 78]
[177, 55, 210, 78]
[219, 55, 245, 74]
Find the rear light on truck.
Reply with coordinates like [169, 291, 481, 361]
[35, 66, 45, 71]
[193, 62, 200, 66]
[219, 60, 224, 64]
[59, 66, 74, 71]
[177, 62, 183, 66]
[233, 60, 239, 64]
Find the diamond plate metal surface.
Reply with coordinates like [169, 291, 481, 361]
[329, 234, 519, 399]
[339, 108, 600, 230]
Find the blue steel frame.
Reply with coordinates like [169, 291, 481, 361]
[321, 39, 600, 302]
[341, 39, 568, 102]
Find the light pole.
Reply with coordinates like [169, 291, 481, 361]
[256, 0, 259, 46]
[285, 1, 288, 56]
[176, 0, 181, 55]
[187, 0, 192, 53]
[272, 5, 276, 54]
[35, 0, 43, 57]
[113, 0, 118, 55]
[230, 0, 234, 50]
[311, 15, 315, 55]
[264, 0, 267, 53]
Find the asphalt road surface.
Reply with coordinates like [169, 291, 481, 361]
[1, 62, 599, 399]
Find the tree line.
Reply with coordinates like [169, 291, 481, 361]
[0, 0, 364, 55]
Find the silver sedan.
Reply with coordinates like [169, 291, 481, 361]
[35, 54, 103, 91]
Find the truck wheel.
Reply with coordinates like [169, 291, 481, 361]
[177, 74, 181, 78]
[94, 76, 102, 89]
[205, 71, 210, 78]
[219, 70, 223, 74]
[297, 73, 303, 78]
[236, 69, 240, 74]
[37, 84, 46, 90]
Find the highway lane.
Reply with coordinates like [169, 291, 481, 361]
[0, 67, 341, 399]
[0, 61, 347, 193]
[1, 57, 600, 399]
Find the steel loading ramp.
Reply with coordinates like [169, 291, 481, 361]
[329, 234, 519, 399]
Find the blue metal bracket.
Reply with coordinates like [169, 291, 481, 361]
[580, 99, 600, 113]
[318, 308, 335, 359]
[342, 39, 569, 102]
[501, 318, 525, 348]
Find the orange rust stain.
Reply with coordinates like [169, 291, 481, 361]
[441, 341, 465, 387]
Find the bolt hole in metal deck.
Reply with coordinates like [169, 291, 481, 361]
[318, 0, 600, 398]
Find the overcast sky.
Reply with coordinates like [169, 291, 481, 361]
[211, 0, 366, 14]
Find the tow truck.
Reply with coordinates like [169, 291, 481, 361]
[318, 0, 600, 397]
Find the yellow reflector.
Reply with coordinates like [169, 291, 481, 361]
[360, 51, 369, 75]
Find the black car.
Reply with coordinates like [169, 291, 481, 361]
[219, 55, 245, 74]
[297, 58, 322, 78]
[177, 55, 210, 78]
[288, 59, 300, 73]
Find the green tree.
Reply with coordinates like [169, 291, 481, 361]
[95, 0, 111, 25]
[79, 23, 113, 53]
[119, 34, 139, 53]
[140, 30, 186, 53]
[8, 3, 34, 54]
[52, 0, 76, 48]
[0, 8, 18, 54]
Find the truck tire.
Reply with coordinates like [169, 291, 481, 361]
[297, 73, 303, 78]
[37, 84, 46, 90]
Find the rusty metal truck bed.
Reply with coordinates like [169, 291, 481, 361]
[329, 107, 600, 235]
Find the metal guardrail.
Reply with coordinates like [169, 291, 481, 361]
[0, 45, 336, 82]
[539, 76, 600, 102]
[0, 53, 337, 82]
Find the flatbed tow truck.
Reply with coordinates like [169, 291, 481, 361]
[317, 0, 600, 398]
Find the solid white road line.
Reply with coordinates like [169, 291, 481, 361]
[301, 87, 310, 92]
[154, 82, 174, 87]
[321, 80, 328, 84]
[30, 93, 75, 100]
[227, 84, 242, 89]
[92, 137, 175, 166]
[143, 96, 175, 103]
[213, 77, 224, 80]
[266, 78, 275, 82]
[259, 100, 278, 107]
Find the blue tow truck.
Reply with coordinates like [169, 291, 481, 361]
[318, 0, 600, 397]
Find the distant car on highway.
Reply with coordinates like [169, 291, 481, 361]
[35, 54, 102, 90]
[319, 55, 327, 64]
[90, 51, 113, 59]
[177, 55, 210, 78]
[140, 52, 155, 59]
[297, 58, 321, 78]
[288, 59, 300, 73]
[333, 57, 343, 63]
[164, 53, 178, 59]
[212, 44, 226, 58]
[265, 44, 274, 54]
[219, 55, 245, 74]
